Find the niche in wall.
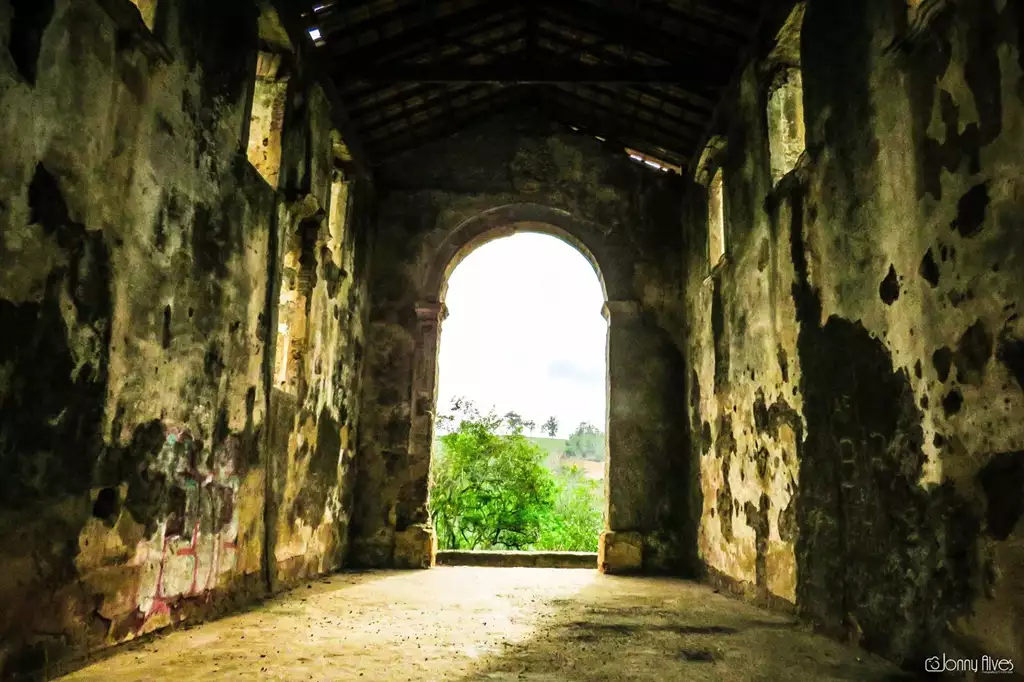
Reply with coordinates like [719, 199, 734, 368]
[764, 3, 806, 185]
[247, 51, 290, 188]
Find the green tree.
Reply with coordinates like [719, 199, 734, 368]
[565, 421, 604, 461]
[536, 465, 604, 552]
[503, 410, 525, 434]
[430, 410, 556, 550]
[542, 416, 559, 437]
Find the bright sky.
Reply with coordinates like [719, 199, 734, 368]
[436, 233, 607, 439]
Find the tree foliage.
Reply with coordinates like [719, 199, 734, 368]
[565, 421, 604, 461]
[542, 416, 559, 437]
[535, 465, 603, 552]
[431, 408, 555, 550]
[430, 400, 603, 552]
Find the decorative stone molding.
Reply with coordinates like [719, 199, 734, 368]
[414, 300, 448, 333]
[694, 135, 728, 187]
[602, 300, 642, 324]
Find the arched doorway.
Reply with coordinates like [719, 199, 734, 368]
[403, 206, 650, 572]
[357, 203, 694, 576]
[430, 229, 608, 555]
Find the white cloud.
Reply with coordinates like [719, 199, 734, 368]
[435, 233, 607, 438]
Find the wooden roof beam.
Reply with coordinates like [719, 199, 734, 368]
[322, 1, 512, 68]
[542, 85, 698, 153]
[337, 22, 526, 100]
[356, 84, 480, 134]
[541, 0, 733, 70]
[538, 101, 690, 167]
[572, 82, 707, 129]
[533, 27, 717, 116]
[585, 0, 752, 43]
[367, 88, 531, 159]
[270, 0, 373, 176]
[332, 59, 726, 85]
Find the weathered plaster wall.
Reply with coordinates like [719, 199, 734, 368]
[683, 55, 803, 613]
[685, 0, 1024, 667]
[266, 173, 371, 591]
[352, 110, 697, 573]
[0, 0, 369, 676]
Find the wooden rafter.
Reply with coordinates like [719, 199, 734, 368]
[291, 0, 767, 163]
[538, 96, 690, 167]
[334, 60, 719, 84]
[322, 0, 509, 66]
[541, 0, 734, 68]
[336, 15, 527, 96]
[577, 0, 753, 43]
[362, 84, 508, 141]
[366, 87, 531, 157]
[544, 84, 698, 144]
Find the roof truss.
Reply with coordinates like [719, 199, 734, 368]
[290, 0, 767, 165]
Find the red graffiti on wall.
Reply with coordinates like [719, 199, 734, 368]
[127, 424, 244, 633]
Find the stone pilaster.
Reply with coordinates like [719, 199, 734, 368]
[599, 300, 646, 573]
[394, 300, 448, 568]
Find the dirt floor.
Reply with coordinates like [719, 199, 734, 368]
[58, 567, 914, 681]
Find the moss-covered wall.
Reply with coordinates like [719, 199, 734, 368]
[351, 110, 697, 572]
[685, 0, 1023, 667]
[0, 0, 370, 676]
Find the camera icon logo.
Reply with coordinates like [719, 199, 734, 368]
[925, 656, 943, 672]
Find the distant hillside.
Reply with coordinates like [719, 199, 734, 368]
[525, 436, 568, 457]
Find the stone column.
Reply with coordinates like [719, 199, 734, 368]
[392, 300, 447, 568]
[598, 300, 694, 574]
[599, 300, 650, 574]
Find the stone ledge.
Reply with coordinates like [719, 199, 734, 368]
[436, 550, 597, 569]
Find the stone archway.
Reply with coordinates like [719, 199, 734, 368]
[398, 204, 652, 572]
[354, 201, 694, 575]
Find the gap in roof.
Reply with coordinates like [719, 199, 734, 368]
[308, 27, 325, 46]
[625, 147, 680, 174]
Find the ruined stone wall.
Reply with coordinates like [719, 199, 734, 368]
[685, 0, 1024, 667]
[266, 172, 372, 591]
[0, 0, 369, 676]
[683, 55, 803, 613]
[352, 110, 696, 572]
